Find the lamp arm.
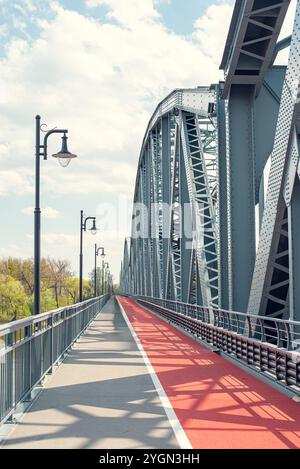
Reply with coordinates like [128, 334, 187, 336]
[83, 216, 96, 231]
[42, 129, 68, 160]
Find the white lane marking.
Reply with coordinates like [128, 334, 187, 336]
[117, 297, 192, 450]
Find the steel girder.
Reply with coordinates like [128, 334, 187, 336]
[221, 0, 290, 98]
[248, 2, 300, 319]
[121, 1, 300, 324]
[121, 89, 220, 307]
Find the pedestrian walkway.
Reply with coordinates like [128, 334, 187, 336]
[1, 297, 178, 449]
[2, 295, 300, 450]
[118, 296, 300, 449]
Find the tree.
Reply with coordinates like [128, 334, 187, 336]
[0, 274, 30, 322]
[89, 267, 103, 296]
[83, 279, 93, 301]
[44, 258, 72, 308]
[63, 277, 79, 304]
[0, 258, 34, 295]
[41, 287, 58, 312]
[0, 256, 96, 323]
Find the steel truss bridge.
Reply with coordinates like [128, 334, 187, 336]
[120, 0, 300, 324]
[2, 0, 300, 451]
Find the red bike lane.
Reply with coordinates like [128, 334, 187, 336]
[118, 296, 300, 449]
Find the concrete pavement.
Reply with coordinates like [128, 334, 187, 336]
[1, 297, 178, 449]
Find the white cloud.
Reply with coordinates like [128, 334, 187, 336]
[0, 1, 228, 203]
[0, 243, 31, 259]
[0, 24, 8, 36]
[42, 160, 136, 196]
[22, 206, 60, 219]
[0, 0, 296, 278]
[40, 233, 78, 246]
[85, 0, 160, 26]
[193, 3, 234, 66]
[0, 169, 32, 195]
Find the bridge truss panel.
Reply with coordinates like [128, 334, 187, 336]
[121, 89, 220, 307]
[121, 1, 300, 324]
[248, 2, 300, 318]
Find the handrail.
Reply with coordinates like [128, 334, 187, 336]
[133, 296, 300, 393]
[135, 296, 300, 328]
[0, 296, 102, 337]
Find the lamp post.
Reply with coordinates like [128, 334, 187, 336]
[108, 273, 113, 294]
[79, 211, 97, 302]
[94, 245, 105, 297]
[101, 257, 105, 295]
[34, 115, 77, 315]
[104, 262, 109, 294]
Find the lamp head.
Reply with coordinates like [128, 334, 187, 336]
[90, 218, 97, 235]
[52, 134, 77, 168]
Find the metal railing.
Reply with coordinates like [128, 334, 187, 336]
[0, 295, 109, 425]
[135, 296, 300, 393]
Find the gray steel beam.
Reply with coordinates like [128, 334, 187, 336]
[254, 66, 286, 202]
[216, 87, 229, 309]
[248, 3, 300, 317]
[226, 84, 256, 313]
[290, 173, 300, 321]
[221, 0, 290, 98]
[161, 115, 172, 299]
[179, 137, 192, 304]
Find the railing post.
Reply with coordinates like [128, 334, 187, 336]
[247, 316, 252, 339]
[12, 334, 16, 419]
[50, 316, 54, 374]
[259, 318, 266, 343]
[275, 321, 281, 348]
[285, 322, 292, 351]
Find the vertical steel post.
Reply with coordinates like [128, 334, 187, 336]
[79, 210, 83, 302]
[102, 260, 104, 295]
[289, 176, 300, 321]
[34, 115, 41, 315]
[50, 316, 54, 374]
[94, 244, 97, 297]
[226, 86, 256, 312]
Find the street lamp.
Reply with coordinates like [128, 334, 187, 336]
[34, 115, 77, 315]
[79, 211, 97, 302]
[52, 134, 77, 168]
[108, 273, 113, 294]
[94, 244, 105, 297]
[104, 262, 109, 294]
[101, 251, 106, 295]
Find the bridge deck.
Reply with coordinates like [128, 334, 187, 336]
[2, 296, 300, 449]
[1, 297, 178, 449]
[118, 297, 300, 450]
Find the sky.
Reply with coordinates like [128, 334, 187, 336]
[0, 0, 297, 283]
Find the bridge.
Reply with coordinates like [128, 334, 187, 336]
[2, 0, 300, 450]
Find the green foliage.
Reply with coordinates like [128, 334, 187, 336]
[63, 277, 79, 304]
[83, 279, 93, 301]
[89, 267, 104, 296]
[0, 274, 31, 323]
[0, 257, 95, 324]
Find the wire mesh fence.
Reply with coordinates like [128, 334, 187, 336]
[135, 296, 300, 392]
[0, 295, 109, 425]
